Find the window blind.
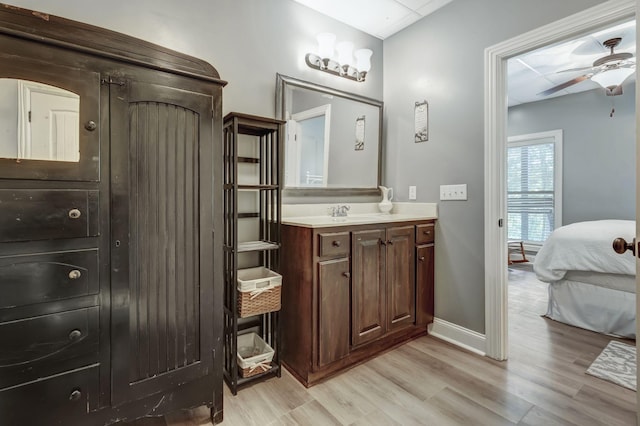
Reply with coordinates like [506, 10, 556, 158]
[507, 141, 555, 244]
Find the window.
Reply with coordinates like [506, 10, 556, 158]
[507, 130, 562, 246]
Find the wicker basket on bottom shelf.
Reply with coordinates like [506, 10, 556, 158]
[237, 332, 275, 378]
[237, 266, 282, 318]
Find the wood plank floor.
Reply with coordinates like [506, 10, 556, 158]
[127, 266, 637, 425]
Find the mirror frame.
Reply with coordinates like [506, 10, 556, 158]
[275, 74, 383, 197]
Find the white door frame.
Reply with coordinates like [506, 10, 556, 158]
[291, 104, 331, 186]
[484, 0, 636, 360]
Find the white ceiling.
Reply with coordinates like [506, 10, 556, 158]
[292, 0, 454, 39]
[508, 19, 636, 106]
[293, 1, 635, 106]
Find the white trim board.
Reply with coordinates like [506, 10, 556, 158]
[428, 318, 486, 356]
[483, 0, 635, 360]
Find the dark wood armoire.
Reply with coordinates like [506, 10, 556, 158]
[0, 4, 225, 425]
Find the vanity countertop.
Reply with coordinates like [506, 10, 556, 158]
[282, 202, 437, 228]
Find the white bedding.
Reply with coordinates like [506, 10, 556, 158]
[533, 220, 636, 282]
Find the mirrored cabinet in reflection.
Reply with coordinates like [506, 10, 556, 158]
[0, 79, 80, 162]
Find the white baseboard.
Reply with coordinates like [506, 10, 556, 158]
[428, 317, 486, 356]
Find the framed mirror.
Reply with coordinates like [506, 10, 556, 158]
[276, 74, 383, 196]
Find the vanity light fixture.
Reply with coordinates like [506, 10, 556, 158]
[305, 33, 372, 82]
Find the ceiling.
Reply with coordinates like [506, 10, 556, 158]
[292, 0, 454, 39]
[293, 1, 635, 106]
[508, 19, 636, 106]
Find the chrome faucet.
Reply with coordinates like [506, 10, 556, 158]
[328, 205, 350, 217]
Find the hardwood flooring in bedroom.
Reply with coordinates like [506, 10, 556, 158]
[127, 267, 637, 426]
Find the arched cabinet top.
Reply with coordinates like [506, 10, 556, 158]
[0, 3, 226, 86]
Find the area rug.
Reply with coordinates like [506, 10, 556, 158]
[586, 341, 636, 391]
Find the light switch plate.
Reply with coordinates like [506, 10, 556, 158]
[440, 184, 467, 200]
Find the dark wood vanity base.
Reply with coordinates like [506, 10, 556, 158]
[280, 219, 435, 387]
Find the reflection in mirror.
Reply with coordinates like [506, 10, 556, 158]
[276, 74, 382, 194]
[0, 79, 79, 162]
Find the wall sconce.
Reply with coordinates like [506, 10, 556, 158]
[305, 33, 372, 82]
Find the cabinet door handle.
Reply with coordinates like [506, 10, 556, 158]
[68, 269, 82, 280]
[419, 256, 425, 262]
[84, 120, 97, 131]
[387, 240, 393, 245]
[69, 389, 82, 401]
[68, 209, 82, 219]
[380, 239, 386, 246]
[332, 240, 341, 247]
[342, 272, 350, 278]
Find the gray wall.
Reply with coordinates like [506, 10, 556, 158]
[6, 0, 613, 336]
[383, 0, 605, 334]
[508, 84, 635, 225]
[4, 1, 383, 142]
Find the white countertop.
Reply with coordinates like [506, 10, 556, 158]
[282, 202, 437, 228]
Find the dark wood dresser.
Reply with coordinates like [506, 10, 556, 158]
[0, 4, 225, 424]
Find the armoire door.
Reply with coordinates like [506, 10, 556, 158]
[109, 77, 215, 405]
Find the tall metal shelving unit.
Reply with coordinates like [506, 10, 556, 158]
[223, 112, 285, 394]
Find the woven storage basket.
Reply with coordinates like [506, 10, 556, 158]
[237, 332, 274, 378]
[237, 267, 282, 318]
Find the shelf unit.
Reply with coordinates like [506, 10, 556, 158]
[223, 112, 285, 394]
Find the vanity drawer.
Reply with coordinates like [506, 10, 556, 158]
[0, 189, 99, 243]
[0, 249, 98, 309]
[318, 232, 350, 257]
[416, 223, 435, 244]
[0, 364, 98, 425]
[0, 306, 99, 389]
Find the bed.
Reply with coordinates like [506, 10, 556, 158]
[533, 220, 636, 338]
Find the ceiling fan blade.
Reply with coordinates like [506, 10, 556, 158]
[537, 75, 591, 96]
[555, 65, 594, 74]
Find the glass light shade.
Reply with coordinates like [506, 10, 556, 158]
[336, 41, 354, 66]
[590, 67, 634, 88]
[354, 48, 373, 72]
[317, 33, 336, 59]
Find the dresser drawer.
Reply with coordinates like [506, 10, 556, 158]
[0, 189, 99, 243]
[0, 365, 98, 425]
[0, 307, 99, 389]
[318, 232, 350, 257]
[0, 249, 98, 309]
[416, 223, 435, 244]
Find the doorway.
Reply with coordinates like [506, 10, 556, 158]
[483, 0, 636, 360]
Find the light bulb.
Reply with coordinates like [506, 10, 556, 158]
[355, 49, 372, 73]
[317, 33, 336, 59]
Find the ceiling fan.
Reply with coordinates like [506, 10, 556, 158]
[538, 37, 635, 97]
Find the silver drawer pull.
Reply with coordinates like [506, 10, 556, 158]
[69, 389, 82, 401]
[332, 240, 341, 247]
[68, 209, 82, 219]
[84, 120, 97, 131]
[68, 329, 82, 341]
[68, 270, 82, 280]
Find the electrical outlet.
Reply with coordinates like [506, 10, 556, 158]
[440, 184, 468, 200]
[409, 186, 417, 200]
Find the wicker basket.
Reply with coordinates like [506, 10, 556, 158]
[237, 332, 274, 378]
[237, 267, 282, 318]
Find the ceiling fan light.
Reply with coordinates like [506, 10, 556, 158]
[590, 67, 634, 89]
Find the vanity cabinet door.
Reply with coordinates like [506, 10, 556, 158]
[317, 257, 350, 367]
[416, 244, 435, 327]
[386, 226, 415, 331]
[351, 229, 386, 346]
